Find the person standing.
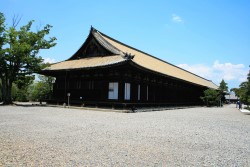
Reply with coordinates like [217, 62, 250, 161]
[239, 101, 242, 109]
[236, 101, 239, 108]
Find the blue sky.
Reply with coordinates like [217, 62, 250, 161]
[1, 0, 250, 89]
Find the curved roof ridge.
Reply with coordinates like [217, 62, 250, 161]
[67, 28, 93, 60]
[94, 28, 217, 89]
[68, 27, 124, 60]
[91, 28, 123, 55]
[96, 29, 215, 84]
[48, 26, 217, 89]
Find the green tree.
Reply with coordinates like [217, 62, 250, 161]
[0, 13, 6, 102]
[0, 13, 56, 104]
[231, 67, 250, 108]
[247, 66, 250, 100]
[218, 79, 228, 104]
[29, 75, 55, 101]
[219, 79, 228, 92]
[239, 82, 249, 105]
[230, 88, 238, 93]
[201, 88, 220, 106]
[15, 75, 35, 101]
[39, 75, 55, 99]
[0, 79, 2, 102]
[11, 83, 18, 101]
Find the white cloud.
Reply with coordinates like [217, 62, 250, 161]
[212, 60, 246, 82]
[178, 60, 248, 87]
[172, 14, 183, 23]
[43, 57, 56, 64]
[178, 64, 212, 78]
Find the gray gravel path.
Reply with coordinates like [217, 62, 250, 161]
[0, 104, 249, 166]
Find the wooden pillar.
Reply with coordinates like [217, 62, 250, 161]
[118, 81, 124, 102]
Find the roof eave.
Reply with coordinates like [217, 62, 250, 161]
[128, 60, 217, 89]
[38, 59, 130, 75]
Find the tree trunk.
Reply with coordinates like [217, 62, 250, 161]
[2, 75, 13, 105]
[1, 77, 6, 103]
[0, 78, 3, 102]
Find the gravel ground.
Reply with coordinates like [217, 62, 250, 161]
[0, 104, 249, 166]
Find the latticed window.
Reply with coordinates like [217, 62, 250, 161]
[124, 83, 131, 100]
[108, 82, 118, 100]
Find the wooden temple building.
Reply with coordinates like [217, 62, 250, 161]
[40, 27, 218, 108]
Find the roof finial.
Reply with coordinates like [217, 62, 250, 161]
[90, 25, 97, 32]
[123, 53, 135, 60]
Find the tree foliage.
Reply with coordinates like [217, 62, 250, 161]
[0, 79, 2, 101]
[0, 13, 5, 102]
[29, 75, 55, 101]
[218, 79, 228, 103]
[231, 66, 250, 107]
[247, 66, 250, 98]
[14, 75, 35, 101]
[201, 88, 220, 106]
[233, 82, 249, 106]
[11, 83, 18, 101]
[0, 12, 56, 104]
[219, 79, 228, 92]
